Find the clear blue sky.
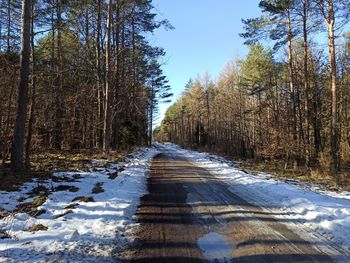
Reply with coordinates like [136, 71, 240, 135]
[151, 0, 262, 126]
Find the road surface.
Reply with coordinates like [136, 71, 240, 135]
[120, 150, 345, 262]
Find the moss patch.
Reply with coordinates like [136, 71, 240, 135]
[64, 203, 79, 209]
[16, 195, 47, 214]
[32, 195, 47, 207]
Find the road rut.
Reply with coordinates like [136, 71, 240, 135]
[120, 151, 340, 262]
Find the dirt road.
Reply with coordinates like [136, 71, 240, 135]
[120, 151, 344, 262]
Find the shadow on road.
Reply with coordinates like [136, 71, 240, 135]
[118, 153, 340, 263]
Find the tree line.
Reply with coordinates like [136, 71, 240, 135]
[157, 0, 350, 178]
[0, 0, 172, 171]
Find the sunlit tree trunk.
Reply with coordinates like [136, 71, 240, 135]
[319, 0, 339, 174]
[303, 0, 311, 166]
[287, 9, 297, 144]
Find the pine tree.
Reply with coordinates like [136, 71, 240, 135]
[11, 0, 32, 172]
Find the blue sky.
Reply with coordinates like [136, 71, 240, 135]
[151, 0, 262, 126]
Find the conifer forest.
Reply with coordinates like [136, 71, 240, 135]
[0, 0, 172, 172]
[1, 1, 350, 262]
[0, 0, 348, 181]
[157, 0, 350, 183]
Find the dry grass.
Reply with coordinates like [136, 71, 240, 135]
[27, 185, 50, 198]
[72, 196, 94, 202]
[0, 149, 130, 192]
[54, 185, 79, 192]
[194, 146, 349, 192]
[108, 172, 119, 180]
[30, 209, 47, 218]
[0, 228, 12, 239]
[29, 150, 126, 173]
[54, 209, 74, 219]
[240, 159, 350, 192]
[91, 182, 104, 194]
[16, 195, 48, 214]
[64, 203, 79, 209]
[26, 224, 48, 232]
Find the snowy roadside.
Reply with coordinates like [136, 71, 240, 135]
[157, 143, 350, 254]
[0, 147, 159, 262]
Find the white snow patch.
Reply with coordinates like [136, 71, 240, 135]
[0, 147, 159, 262]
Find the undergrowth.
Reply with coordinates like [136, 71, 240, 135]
[240, 159, 350, 192]
[0, 148, 134, 192]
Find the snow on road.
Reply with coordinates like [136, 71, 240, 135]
[1, 143, 349, 262]
[0, 147, 159, 262]
[157, 143, 350, 254]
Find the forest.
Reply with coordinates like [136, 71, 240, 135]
[0, 1, 350, 261]
[0, 0, 172, 172]
[156, 0, 350, 185]
[0, 0, 349, 186]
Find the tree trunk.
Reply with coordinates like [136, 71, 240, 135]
[95, 0, 103, 148]
[148, 87, 154, 146]
[11, 0, 32, 172]
[25, 0, 36, 166]
[7, 0, 11, 52]
[52, 0, 63, 150]
[327, 5, 339, 174]
[287, 9, 297, 144]
[319, 0, 339, 174]
[113, 2, 121, 149]
[303, 0, 311, 166]
[0, 12, 2, 51]
[131, 1, 137, 115]
[2, 70, 16, 165]
[103, 0, 112, 151]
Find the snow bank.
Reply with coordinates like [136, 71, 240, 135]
[158, 143, 350, 252]
[0, 147, 159, 262]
